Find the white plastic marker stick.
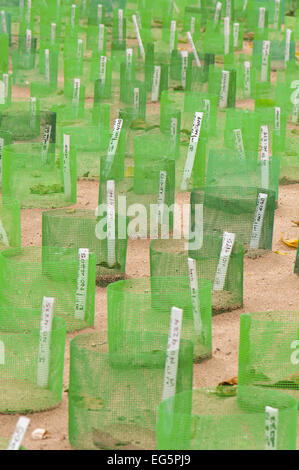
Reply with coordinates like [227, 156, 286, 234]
[219, 70, 230, 109]
[181, 51, 188, 89]
[157, 170, 167, 225]
[233, 23, 239, 48]
[261, 40, 270, 82]
[30, 96, 37, 129]
[71, 4, 76, 28]
[98, 23, 105, 51]
[214, 2, 222, 25]
[104, 118, 123, 177]
[250, 193, 268, 249]
[26, 28, 32, 53]
[63, 134, 72, 199]
[244, 61, 251, 97]
[213, 232, 235, 291]
[187, 258, 203, 335]
[274, 107, 280, 133]
[51, 22, 56, 45]
[72, 77, 80, 108]
[1, 10, 7, 34]
[41, 124, 51, 164]
[243, 0, 248, 11]
[169, 20, 176, 54]
[0, 215, 9, 246]
[260, 125, 269, 189]
[99, 55, 107, 85]
[26, 0, 31, 23]
[187, 32, 201, 67]
[132, 15, 145, 62]
[126, 48, 133, 80]
[204, 99, 210, 128]
[133, 87, 139, 116]
[0, 81, 4, 105]
[170, 117, 177, 152]
[97, 4, 102, 23]
[285, 28, 292, 66]
[74, 248, 89, 320]
[151, 65, 161, 102]
[265, 406, 278, 450]
[162, 306, 183, 401]
[77, 38, 83, 60]
[274, 0, 280, 29]
[292, 101, 299, 123]
[45, 49, 50, 83]
[181, 112, 203, 190]
[258, 7, 265, 29]
[37, 297, 55, 388]
[107, 180, 116, 267]
[224, 17, 230, 55]
[190, 16, 195, 35]
[6, 417, 30, 450]
[233, 129, 246, 159]
[118, 9, 123, 43]
[226, 0, 231, 18]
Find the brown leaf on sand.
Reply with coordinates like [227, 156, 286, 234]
[218, 377, 238, 386]
[291, 220, 299, 226]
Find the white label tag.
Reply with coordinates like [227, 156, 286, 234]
[72, 78, 80, 107]
[26, 29, 32, 53]
[45, 49, 50, 83]
[99, 55, 107, 85]
[258, 7, 265, 29]
[261, 40, 270, 82]
[37, 297, 54, 388]
[42, 124, 51, 164]
[265, 406, 278, 450]
[224, 17, 230, 55]
[285, 28, 292, 65]
[1, 10, 7, 34]
[213, 232, 235, 291]
[274, 0, 280, 29]
[0, 215, 9, 246]
[118, 9, 123, 43]
[181, 51, 188, 89]
[162, 306, 183, 401]
[133, 87, 139, 114]
[104, 118, 123, 177]
[233, 23, 239, 48]
[0, 81, 4, 105]
[170, 20, 176, 53]
[74, 248, 89, 320]
[219, 70, 230, 108]
[187, 31, 201, 67]
[203, 99, 210, 127]
[30, 96, 37, 129]
[170, 117, 177, 152]
[226, 0, 231, 18]
[3, 73, 8, 100]
[107, 180, 116, 267]
[187, 258, 203, 335]
[292, 102, 299, 123]
[274, 107, 280, 132]
[233, 129, 246, 159]
[63, 134, 72, 199]
[77, 38, 83, 60]
[181, 112, 203, 190]
[51, 23, 56, 45]
[250, 193, 268, 249]
[243, 0, 248, 10]
[26, 0, 31, 22]
[151, 65, 161, 102]
[190, 17, 195, 35]
[132, 14, 145, 62]
[157, 170, 167, 224]
[71, 4, 76, 28]
[7, 417, 30, 450]
[214, 2, 222, 24]
[97, 4, 102, 23]
[98, 23, 105, 51]
[244, 61, 251, 97]
[126, 48, 133, 81]
[260, 125, 269, 189]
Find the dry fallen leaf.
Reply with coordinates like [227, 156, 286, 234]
[280, 233, 298, 249]
[291, 220, 299, 226]
[218, 377, 238, 386]
[273, 250, 288, 256]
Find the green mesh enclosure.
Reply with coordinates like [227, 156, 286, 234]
[42, 209, 128, 287]
[208, 66, 237, 109]
[69, 331, 194, 450]
[183, 92, 218, 137]
[190, 186, 276, 256]
[107, 277, 212, 362]
[0, 313, 66, 413]
[238, 311, 299, 403]
[157, 386, 298, 450]
[150, 237, 243, 315]
[12, 36, 38, 87]
[294, 244, 299, 274]
[0, 247, 96, 332]
[2, 142, 76, 209]
[0, 197, 21, 249]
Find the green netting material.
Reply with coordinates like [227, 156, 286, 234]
[0, 197, 21, 249]
[238, 311, 299, 402]
[157, 386, 298, 450]
[107, 277, 212, 361]
[0, 246, 96, 332]
[150, 237, 243, 315]
[69, 330, 194, 450]
[0, 313, 65, 413]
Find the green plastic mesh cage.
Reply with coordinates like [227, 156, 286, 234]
[294, 244, 299, 274]
[2, 142, 77, 209]
[190, 186, 276, 257]
[238, 311, 299, 402]
[107, 277, 212, 362]
[0, 246, 96, 332]
[0, 197, 21, 249]
[157, 386, 298, 450]
[150, 237, 243, 315]
[69, 330, 194, 450]
[0, 311, 66, 413]
[42, 208, 128, 287]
